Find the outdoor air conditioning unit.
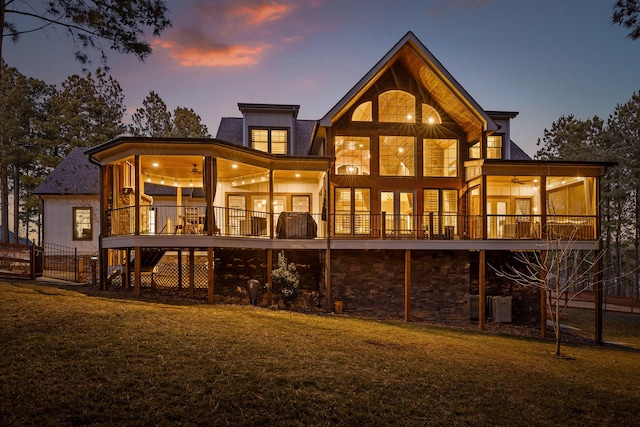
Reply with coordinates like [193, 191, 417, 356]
[492, 296, 512, 323]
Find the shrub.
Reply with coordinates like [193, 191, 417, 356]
[271, 251, 299, 304]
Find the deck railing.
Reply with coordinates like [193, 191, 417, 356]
[106, 206, 597, 241]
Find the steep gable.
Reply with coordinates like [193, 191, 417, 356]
[320, 31, 496, 144]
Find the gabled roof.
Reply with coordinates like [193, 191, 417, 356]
[0, 226, 33, 245]
[215, 117, 317, 156]
[509, 140, 532, 160]
[33, 147, 99, 195]
[319, 31, 497, 143]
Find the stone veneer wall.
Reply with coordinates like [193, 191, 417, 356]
[330, 250, 470, 321]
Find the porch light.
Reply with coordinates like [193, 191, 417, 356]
[161, 177, 165, 184]
[261, 176, 266, 181]
[242, 178, 245, 184]
[232, 164, 238, 169]
[146, 174, 151, 182]
[251, 176, 255, 183]
[152, 162, 159, 167]
[295, 173, 300, 178]
[189, 180, 193, 187]
[174, 180, 178, 187]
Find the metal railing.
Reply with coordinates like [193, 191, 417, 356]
[106, 206, 598, 241]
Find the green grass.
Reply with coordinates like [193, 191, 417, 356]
[563, 307, 640, 348]
[1, 280, 640, 426]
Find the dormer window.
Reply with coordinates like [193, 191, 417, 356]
[251, 128, 288, 154]
[379, 90, 415, 123]
[487, 135, 503, 159]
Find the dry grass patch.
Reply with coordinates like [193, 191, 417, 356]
[1, 280, 639, 426]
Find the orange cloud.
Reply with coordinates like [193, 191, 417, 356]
[229, 2, 294, 26]
[155, 39, 269, 67]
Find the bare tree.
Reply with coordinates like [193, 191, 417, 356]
[493, 227, 605, 357]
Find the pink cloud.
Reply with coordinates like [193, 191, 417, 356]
[229, 2, 294, 26]
[154, 39, 269, 67]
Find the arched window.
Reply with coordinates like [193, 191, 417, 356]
[422, 103, 442, 124]
[352, 101, 372, 122]
[379, 90, 415, 123]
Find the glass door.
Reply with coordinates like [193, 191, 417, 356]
[380, 190, 414, 237]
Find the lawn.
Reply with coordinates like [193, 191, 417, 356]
[1, 280, 639, 426]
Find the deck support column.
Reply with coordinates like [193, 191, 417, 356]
[404, 249, 411, 322]
[124, 248, 131, 290]
[189, 248, 195, 297]
[177, 250, 183, 289]
[479, 250, 485, 330]
[134, 246, 141, 297]
[595, 250, 603, 344]
[267, 249, 273, 306]
[207, 248, 214, 304]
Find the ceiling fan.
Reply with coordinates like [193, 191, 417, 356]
[511, 176, 532, 185]
[191, 164, 202, 175]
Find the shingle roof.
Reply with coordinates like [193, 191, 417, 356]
[33, 147, 99, 195]
[215, 117, 243, 145]
[510, 140, 532, 160]
[215, 117, 316, 155]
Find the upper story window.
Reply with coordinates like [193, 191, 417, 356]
[423, 138, 457, 177]
[335, 136, 370, 175]
[487, 135, 503, 159]
[421, 104, 442, 124]
[379, 90, 415, 123]
[469, 142, 481, 159]
[251, 128, 288, 154]
[379, 136, 415, 176]
[73, 207, 93, 241]
[352, 101, 372, 122]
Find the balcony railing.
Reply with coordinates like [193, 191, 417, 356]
[106, 206, 598, 241]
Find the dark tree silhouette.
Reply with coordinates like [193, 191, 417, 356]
[613, 0, 640, 40]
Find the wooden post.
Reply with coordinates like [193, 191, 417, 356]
[124, 248, 131, 290]
[595, 250, 603, 344]
[189, 248, 195, 298]
[207, 248, 214, 304]
[540, 251, 548, 338]
[177, 249, 183, 289]
[134, 246, 141, 297]
[404, 249, 411, 322]
[479, 250, 485, 330]
[267, 249, 273, 306]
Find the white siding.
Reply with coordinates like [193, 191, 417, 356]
[42, 195, 99, 255]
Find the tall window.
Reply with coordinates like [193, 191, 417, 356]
[379, 136, 415, 176]
[251, 128, 288, 154]
[423, 138, 457, 177]
[423, 190, 457, 237]
[469, 142, 481, 159]
[335, 136, 370, 175]
[73, 207, 93, 240]
[379, 90, 415, 123]
[487, 135, 503, 159]
[334, 188, 370, 235]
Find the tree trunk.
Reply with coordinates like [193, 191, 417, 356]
[13, 169, 19, 242]
[0, 165, 9, 242]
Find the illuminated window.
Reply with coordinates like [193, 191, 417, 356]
[379, 136, 415, 176]
[423, 189, 457, 236]
[334, 188, 370, 235]
[251, 128, 288, 154]
[352, 101, 372, 122]
[292, 195, 310, 212]
[73, 207, 93, 241]
[379, 90, 415, 123]
[487, 135, 503, 159]
[421, 104, 442, 124]
[423, 138, 457, 177]
[469, 142, 481, 159]
[335, 136, 370, 175]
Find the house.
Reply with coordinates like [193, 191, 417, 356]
[83, 32, 611, 326]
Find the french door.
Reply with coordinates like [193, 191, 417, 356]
[380, 190, 414, 237]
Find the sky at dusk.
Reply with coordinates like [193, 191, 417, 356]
[4, 0, 640, 157]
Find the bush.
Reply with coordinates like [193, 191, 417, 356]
[271, 251, 299, 304]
